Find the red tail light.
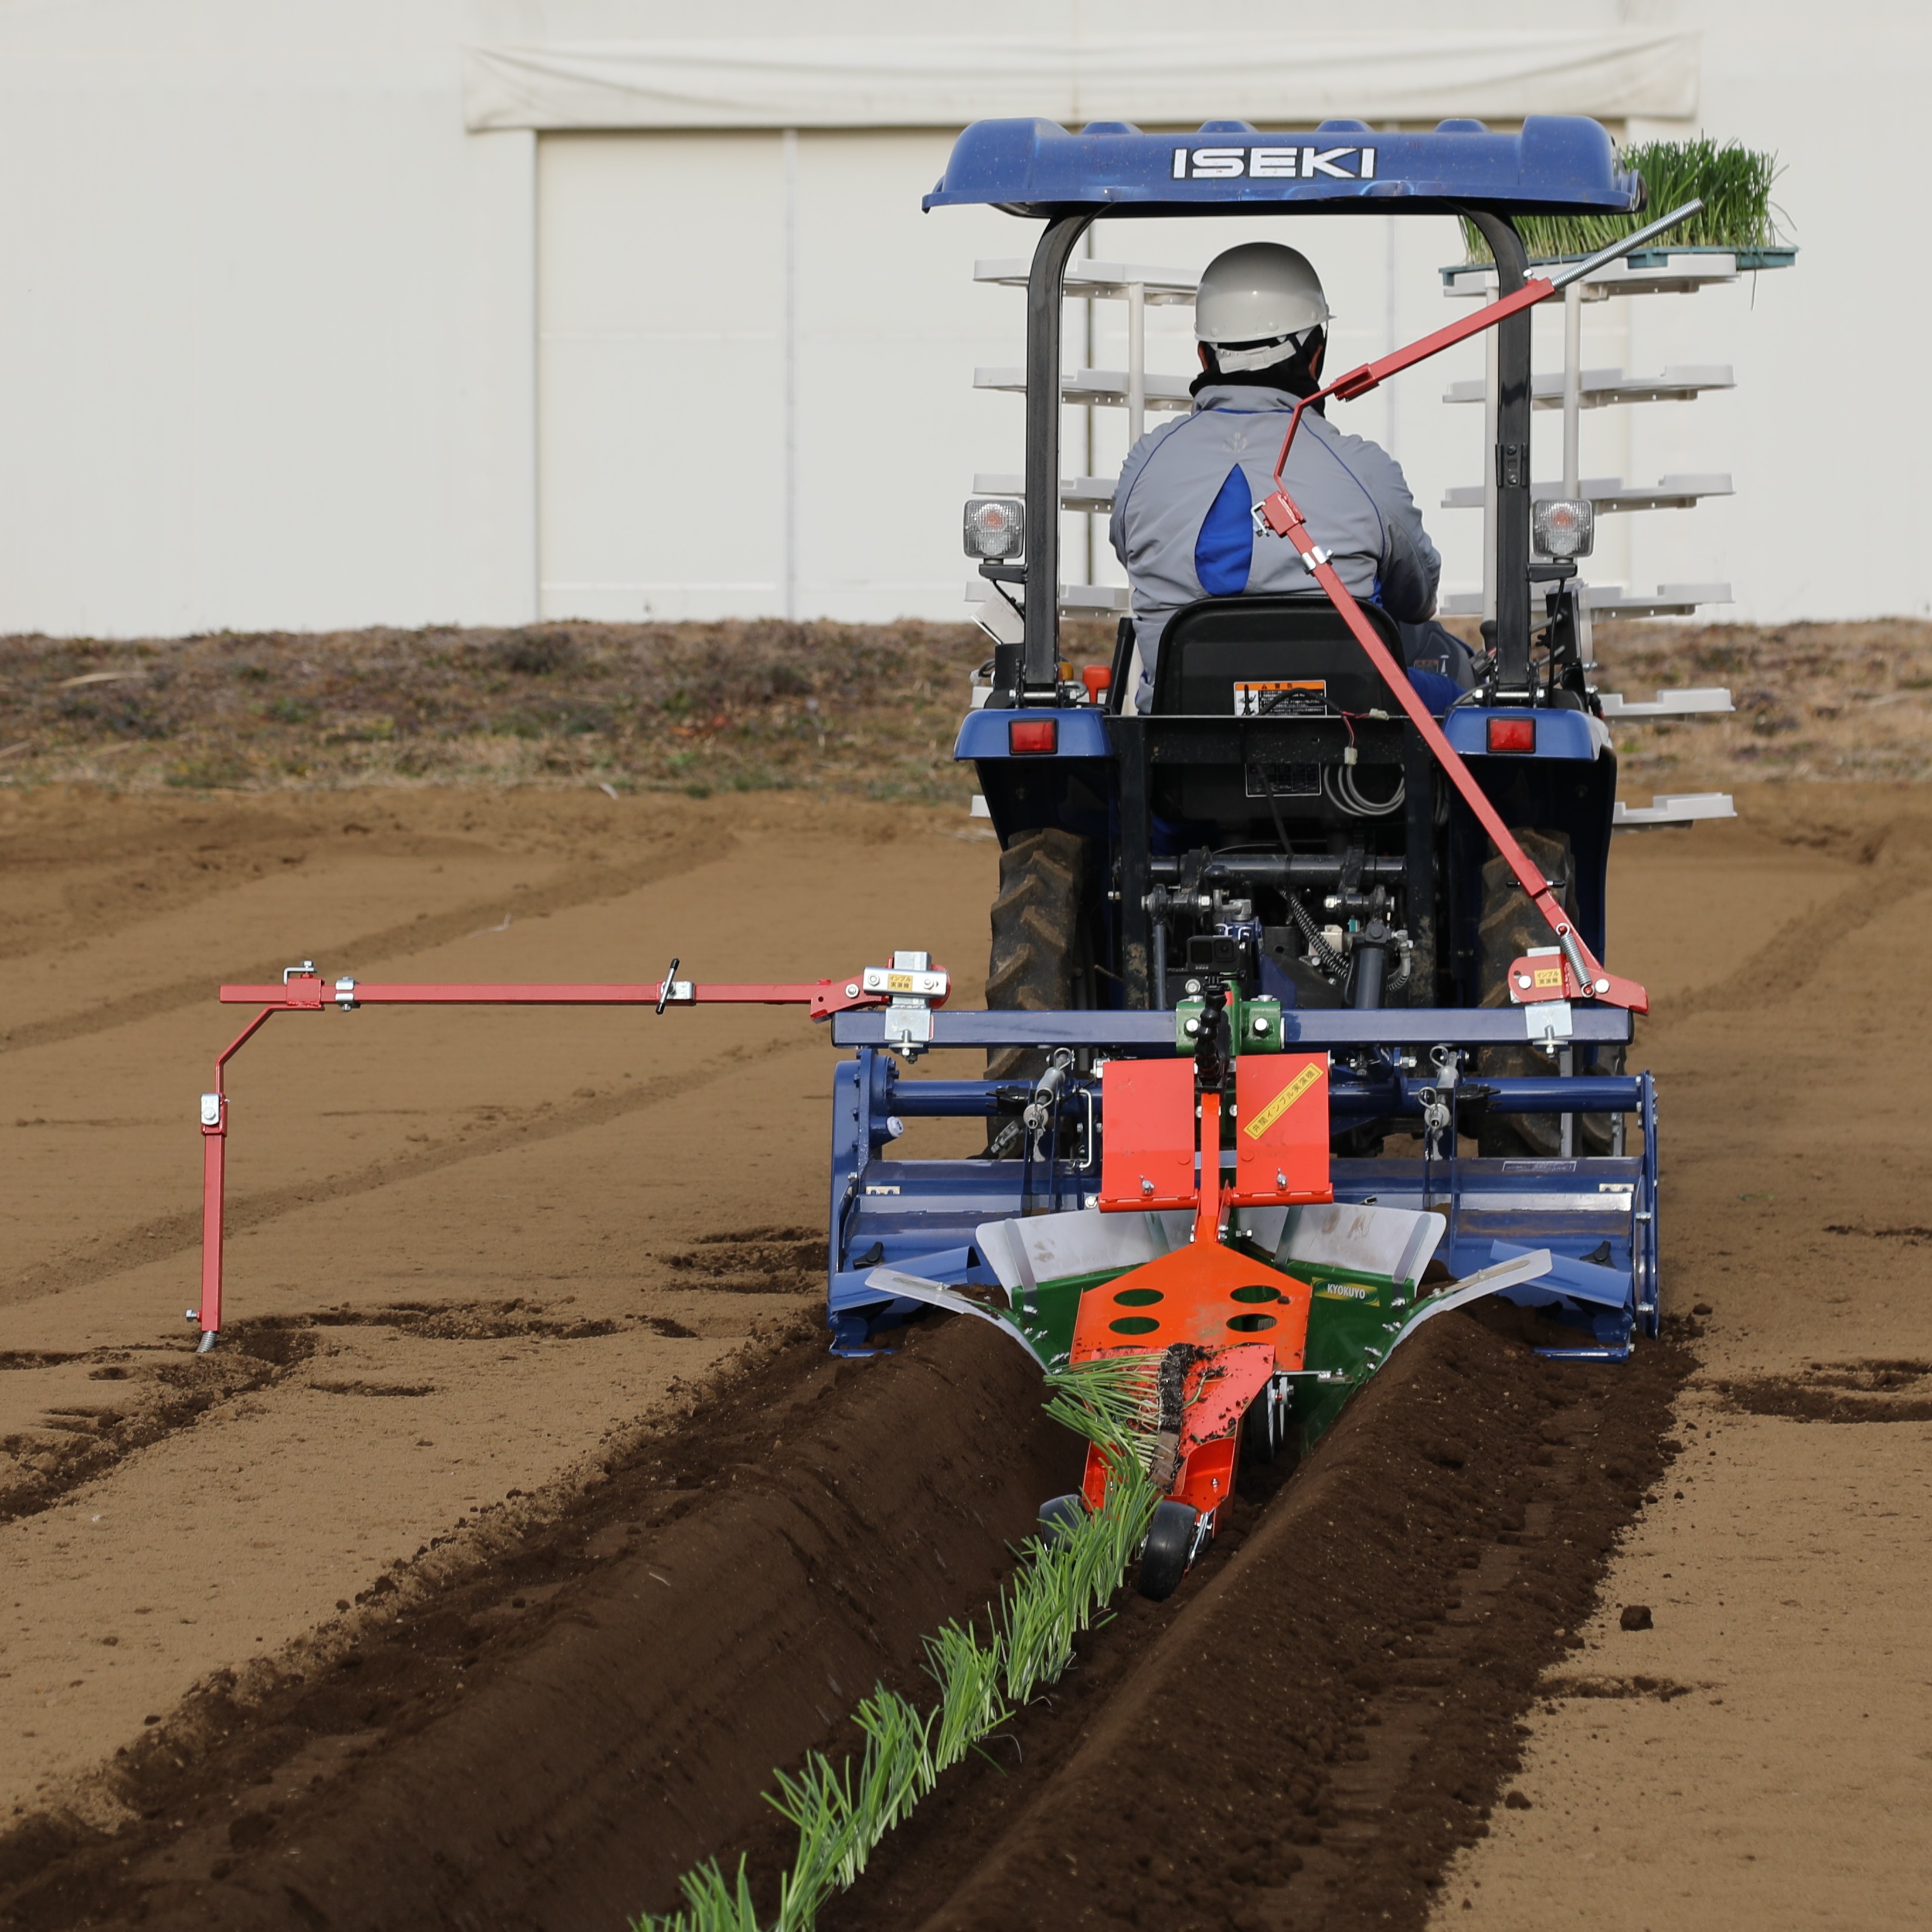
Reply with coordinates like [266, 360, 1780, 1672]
[1008, 717, 1059, 755]
[1486, 717, 1536, 754]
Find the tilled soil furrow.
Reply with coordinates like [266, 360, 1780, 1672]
[0, 1305, 1686, 1932]
[822, 1308, 1689, 1932]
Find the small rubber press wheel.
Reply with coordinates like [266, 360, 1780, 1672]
[1137, 1500, 1198, 1601]
[1036, 1493, 1086, 1551]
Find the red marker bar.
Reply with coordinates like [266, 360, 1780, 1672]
[190, 961, 947, 1350]
[1270, 279, 1554, 482]
[219, 973, 904, 1021]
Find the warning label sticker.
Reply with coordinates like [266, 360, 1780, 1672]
[1242, 1062, 1324, 1140]
[1233, 679, 1326, 719]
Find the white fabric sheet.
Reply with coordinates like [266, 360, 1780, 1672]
[462, 31, 1700, 133]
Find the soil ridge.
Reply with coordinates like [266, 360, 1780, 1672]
[0, 1317, 1080, 1932]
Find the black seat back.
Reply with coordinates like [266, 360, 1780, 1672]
[1150, 594, 1405, 716]
[1147, 595, 1410, 831]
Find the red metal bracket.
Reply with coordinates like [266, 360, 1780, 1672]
[1253, 486, 1647, 1015]
[1245, 264, 1649, 1013]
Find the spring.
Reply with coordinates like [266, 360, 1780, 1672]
[1287, 894, 1347, 980]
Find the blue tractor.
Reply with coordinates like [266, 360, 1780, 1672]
[825, 115, 1678, 1372]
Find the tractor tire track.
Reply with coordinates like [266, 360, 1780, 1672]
[0, 838, 724, 1058]
[1, 1297, 709, 1530]
[0, 1031, 817, 1310]
[1641, 823, 1930, 1034]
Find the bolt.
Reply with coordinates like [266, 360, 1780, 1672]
[1593, 978, 1610, 995]
[1253, 1016, 1271, 1035]
[845, 983, 859, 997]
[1141, 1178, 1154, 1196]
[1184, 1018, 1200, 1036]
[1516, 972, 1533, 989]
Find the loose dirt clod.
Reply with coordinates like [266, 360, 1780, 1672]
[1620, 1604, 1655, 1630]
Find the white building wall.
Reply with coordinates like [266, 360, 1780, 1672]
[535, 129, 1019, 624]
[0, 1, 537, 637]
[1613, 0, 1932, 624]
[0, 0, 1923, 635]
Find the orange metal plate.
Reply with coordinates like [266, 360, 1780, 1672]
[1179, 1343, 1276, 1451]
[1232, 1052, 1333, 1206]
[1075, 1344, 1273, 1517]
[1070, 1240, 1311, 1370]
[1098, 1057, 1196, 1210]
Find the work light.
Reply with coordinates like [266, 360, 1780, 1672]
[1533, 496, 1595, 559]
[964, 496, 1025, 560]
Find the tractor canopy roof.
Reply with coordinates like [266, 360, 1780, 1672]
[923, 115, 1640, 220]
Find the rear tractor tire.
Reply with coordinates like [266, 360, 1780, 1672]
[984, 827, 1091, 1149]
[1474, 828, 1628, 1158]
[1474, 829, 1570, 1161]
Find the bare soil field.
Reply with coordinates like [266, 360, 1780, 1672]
[2, 620, 1930, 1931]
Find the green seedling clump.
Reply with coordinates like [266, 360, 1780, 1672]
[1461, 136, 1785, 264]
[633, 1358, 1161, 1932]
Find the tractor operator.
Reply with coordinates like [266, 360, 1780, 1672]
[1110, 242, 1471, 712]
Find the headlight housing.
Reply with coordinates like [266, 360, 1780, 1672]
[964, 496, 1025, 560]
[1533, 496, 1595, 560]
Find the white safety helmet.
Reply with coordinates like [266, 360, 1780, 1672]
[1195, 243, 1331, 373]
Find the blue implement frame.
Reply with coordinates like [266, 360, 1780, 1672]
[825, 1009, 1658, 1360]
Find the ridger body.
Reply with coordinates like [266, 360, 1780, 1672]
[191, 116, 1715, 1600]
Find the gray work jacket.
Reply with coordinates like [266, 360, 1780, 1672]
[1108, 384, 1441, 692]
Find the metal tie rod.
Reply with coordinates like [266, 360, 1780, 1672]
[1544, 199, 1707, 291]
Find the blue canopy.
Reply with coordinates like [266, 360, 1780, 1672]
[924, 115, 1638, 219]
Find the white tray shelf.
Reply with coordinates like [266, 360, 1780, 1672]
[1443, 365, 1734, 410]
[975, 258, 1198, 303]
[1597, 686, 1734, 718]
[974, 471, 1118, 515]
[975, 366, 1194, 413]
[1442, 475, 1732, 515]
[1443, 246, 1795, 303]
[1613, 792, 1737, 829]
[1441, 583, 1732, 620]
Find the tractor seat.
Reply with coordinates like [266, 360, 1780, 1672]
[1150, 594, 1406, 717]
